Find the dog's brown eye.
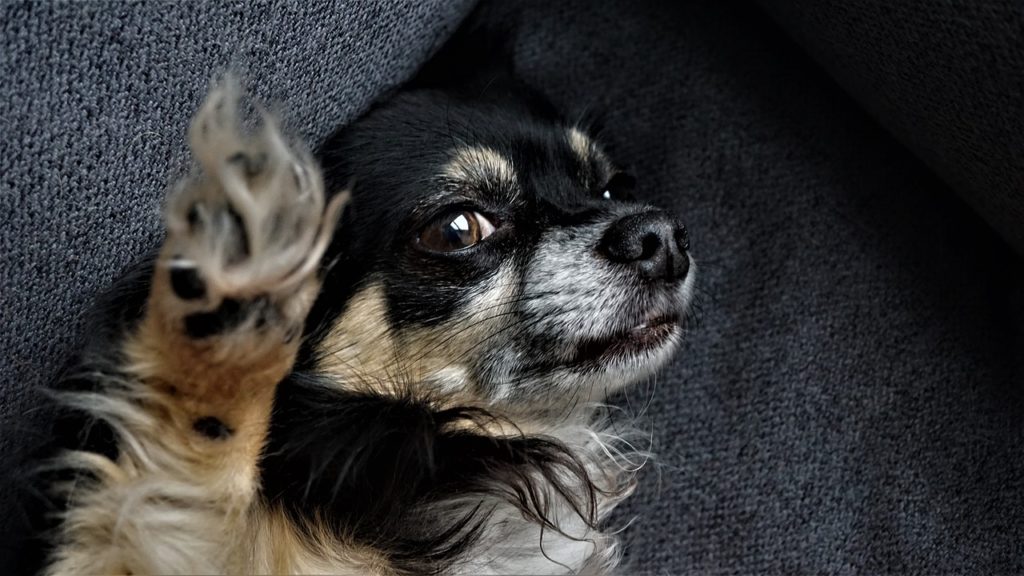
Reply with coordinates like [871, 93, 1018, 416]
[418, 210, 496, 252]
[600, 172, 636, 201]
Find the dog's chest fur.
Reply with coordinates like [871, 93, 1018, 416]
[257, 418, 637, 574]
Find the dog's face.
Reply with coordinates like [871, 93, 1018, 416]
[309, 89, 694, 418]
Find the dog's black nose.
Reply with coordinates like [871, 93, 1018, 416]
[599, 211, 689, 282]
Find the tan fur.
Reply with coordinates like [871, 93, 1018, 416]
[443, 145, 519, 201]
[316, 282, 402, 392]
[317, 264, 519, 404]
[567, 127, 612, 189]
[567, 127, 593, 164]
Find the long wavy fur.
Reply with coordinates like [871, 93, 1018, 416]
[262, 372, 639, 575]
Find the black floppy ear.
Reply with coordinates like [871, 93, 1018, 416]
[411, 2, 520, 95]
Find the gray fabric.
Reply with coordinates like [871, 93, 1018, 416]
[3, 0, 1024, 574]
[511, 0, 1024, 573]
[0, 0, 473, 565]
[756, 0, 1024, 257]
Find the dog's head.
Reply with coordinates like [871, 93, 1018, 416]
[305, 23, 694, 420]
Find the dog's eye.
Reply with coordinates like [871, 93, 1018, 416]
[600, 172, 636, 201]
[418, 210, 496, 252]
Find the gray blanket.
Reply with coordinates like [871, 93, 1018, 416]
[3, 1, 1023, 573]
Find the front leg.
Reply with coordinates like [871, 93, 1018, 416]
[46, 81, 346, 575]
[131, 80, 346, 472]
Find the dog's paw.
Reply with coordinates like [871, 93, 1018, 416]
[161, 79, 347, 340]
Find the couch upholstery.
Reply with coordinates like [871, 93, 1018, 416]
[759, 0, 1024, 257]
[2, 0, 1022, 573]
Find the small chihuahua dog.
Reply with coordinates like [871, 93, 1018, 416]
[39, 9, 694, 575]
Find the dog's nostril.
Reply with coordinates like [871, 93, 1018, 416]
[640, 233, 661, 260]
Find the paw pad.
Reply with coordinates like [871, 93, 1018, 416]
[184, 298, 244, 338]
[192, 416, 233, 440]
[169, 263, 206, 301]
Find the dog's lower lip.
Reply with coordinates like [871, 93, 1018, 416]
[575, 314, 679, 363]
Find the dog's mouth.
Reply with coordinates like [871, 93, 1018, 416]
[572, 313, 680, 364]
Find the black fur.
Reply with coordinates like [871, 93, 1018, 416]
[262, 374, 601, 574]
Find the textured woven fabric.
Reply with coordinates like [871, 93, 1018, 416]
[3, 0, 1023, 574]
[0, 0, 474, 566]
[757, 0, 1024, 257]
[511, 0, 1024, 573]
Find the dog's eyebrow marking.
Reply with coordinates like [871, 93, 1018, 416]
[567, 127, 593, 166]
[566, 127, 612, 188]
[443, 145, 518, 200]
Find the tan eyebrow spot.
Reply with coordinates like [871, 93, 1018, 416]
[567, 127, 612, 188]
[567, 127, 593, 165]
[443, 145, 518, 198]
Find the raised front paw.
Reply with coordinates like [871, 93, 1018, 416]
[160, 79, 347, 341]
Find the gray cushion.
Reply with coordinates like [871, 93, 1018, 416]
[758, 0, 1024, 256]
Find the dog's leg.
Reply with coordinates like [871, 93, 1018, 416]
[46, 81, 346, 575]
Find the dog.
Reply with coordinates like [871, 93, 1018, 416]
[38, 11, 694, 575]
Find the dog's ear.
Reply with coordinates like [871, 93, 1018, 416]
[411, 2, 520, 95]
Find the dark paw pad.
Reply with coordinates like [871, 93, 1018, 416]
[192, 416, 233, 440]
[186, 204, 202, 231]
[170, 265, 206, 300]
[184, 298, 245, 338]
